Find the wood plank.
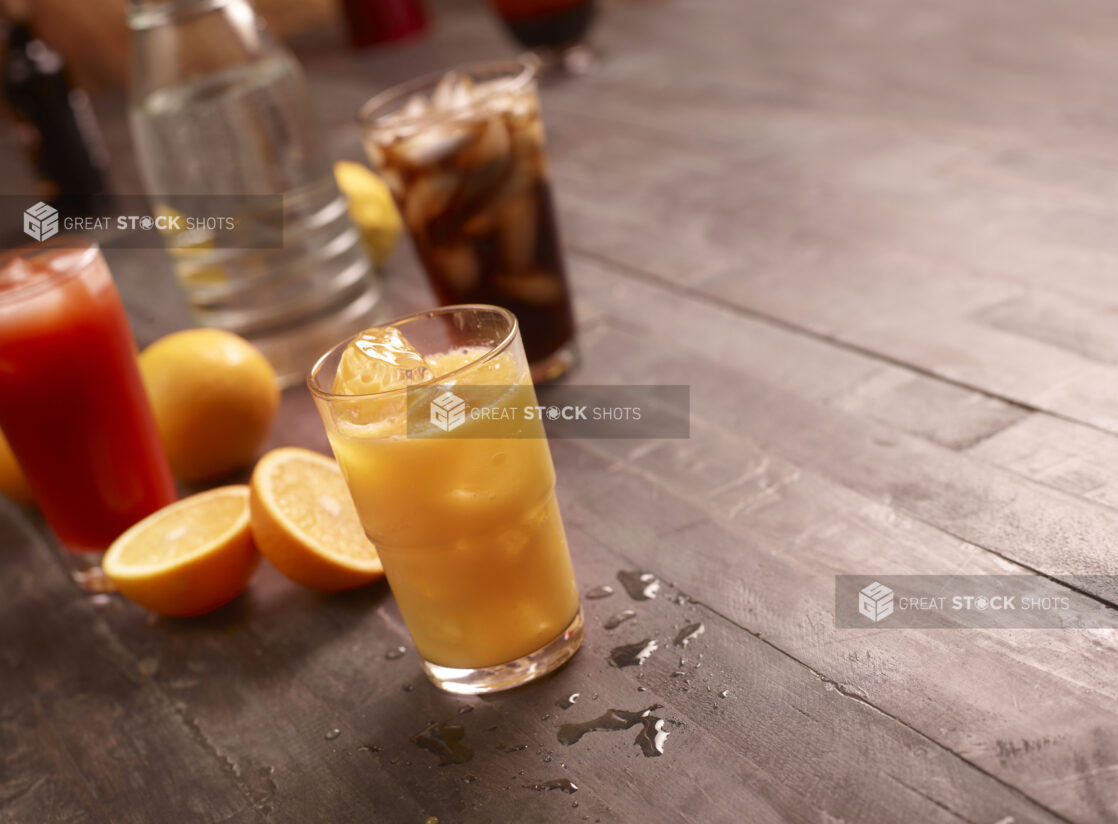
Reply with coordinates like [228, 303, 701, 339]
[0, 499, 264, 824]
[44, 455, 1067, 824]
[968, 415, 1118, 511]
[546, 298, 1118, 817]
[828, 367, 1029, 451]
[544, 110, 1118, 432]
[568, 254, 1029, 451]
[558, 432, 1118, 820]
[575, 316, 1118, 581]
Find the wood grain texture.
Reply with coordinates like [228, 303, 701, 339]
[7, 0, 1118, 820]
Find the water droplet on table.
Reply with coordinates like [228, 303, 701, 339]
[463, 774, 479, 784]
[324, 728, 340, 741]
[385, 646, 407, 660]
[633, 717, 671, 757]
[617, 570, 660, 601]
[557, 705, 672, 757]
[608, 638, 658, 668]
[457, 706, 473, 715]
[603, 609, 637, 630]
[412, 721, 473, 766]
[524, 778, 578, 794]
[556, 692, 580, 710]
[719, 689, 730, 698]
[673, 622, 705, 647]
[402, 684, 414, 693]
[357, 745, 380, 754]
[585, 585, 614, 600]
[503, 743, 529, 753]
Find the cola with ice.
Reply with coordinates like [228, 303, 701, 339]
[360, 60, 577, 381]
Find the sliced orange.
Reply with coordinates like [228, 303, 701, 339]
[102, 486, 259, 617]
[249, 447, 383, 592]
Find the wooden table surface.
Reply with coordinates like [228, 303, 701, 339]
[7, 0, 1118, 822]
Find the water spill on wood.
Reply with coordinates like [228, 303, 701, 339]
[608, 638, 658, 668]
[524, 778, 578, 794]
[673, 622, 705, 647]
[585, 585, 614, 599]
[603, 609, 637, 630]
[324, 728, 340, 740]
[633, 717, 670, 757]
[412, 722, 473, 765]
[556, 692, 580, 710]
[557, 705, 672, 757]
[617, 570, 660, 601]
[385, 646, 407, 660]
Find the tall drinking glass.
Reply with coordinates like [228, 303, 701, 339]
[489, 0, 598, 75]
[309, 305, 582, 693]
[358, 59, 578, 384]
[0, 241, 177, 588]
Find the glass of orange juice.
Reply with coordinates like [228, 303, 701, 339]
[308, 304, 582, 694]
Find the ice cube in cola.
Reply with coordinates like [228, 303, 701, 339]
[362, 62, 576, 379]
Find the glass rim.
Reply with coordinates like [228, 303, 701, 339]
[307, 303, 520, 403]
[127, 0, 233, 30]
[355, 55, 540, 134]
[0, 238, 101, 307]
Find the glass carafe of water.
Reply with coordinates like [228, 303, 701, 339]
[127, 0, 381, 385]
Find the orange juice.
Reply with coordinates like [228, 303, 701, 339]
[328, 348, 578, 668]
[310, 305, 582, 692]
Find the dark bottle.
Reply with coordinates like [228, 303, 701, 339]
[340, 0, 427, 49]
[2, 11, 110, 211]
[490, 0, 596, 50]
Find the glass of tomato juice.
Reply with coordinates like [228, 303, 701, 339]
[0, 240, 176, 589]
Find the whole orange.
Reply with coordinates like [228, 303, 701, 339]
[140, 329, 279, 483]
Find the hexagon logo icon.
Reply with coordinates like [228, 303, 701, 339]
[24, 201, 59, 242]
[430, 390, 467, 432]
[858, 581, 894, 622]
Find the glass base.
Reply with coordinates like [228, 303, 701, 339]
[530, 339, 579, 384]
[64, 549, 116, 593]
[557, 43, 598, 76]
[422, 608, 584, 694]
[529, 43, 599, 79]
